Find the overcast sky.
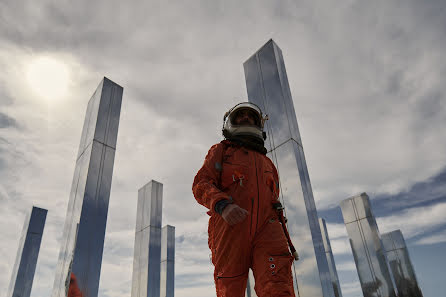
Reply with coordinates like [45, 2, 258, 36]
[1, 1, 446, 297]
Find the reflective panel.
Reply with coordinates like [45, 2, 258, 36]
[381, 230, 423, 297]
[353, 193, 374, 220]
[340, 194, 397, 297]
[244, 39, 335, 297]
[7, 206, 47, 297]
[160, 225, 175, 297]
[52, 77, 123, 297]
[246, 269, 257, 297]
[319, 218, 343, 297]
[131, 181, 163, 297]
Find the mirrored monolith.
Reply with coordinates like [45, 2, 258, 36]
[319, 218, 343, 297]
[131, 180, 163, 297]
[244, 39, 335, 297]
[381, 230, 423, 297]
[52, 77, 123, 297]
[8, 206, 47, 297]
[160, 225, 175, 297]
[340, 193, 397, 297]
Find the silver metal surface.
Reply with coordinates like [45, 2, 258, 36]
[340, 193, 397, 297]
[52, 77, 123, 297]
[244, 39, 335, 297]
[7, 206, 47, 297]
[245, 269, 257, 297]
[131, 180, 163, 297]
[160, 225, 175, 297]
[319, 218, 343, 297]
[381, 230, 423, 297]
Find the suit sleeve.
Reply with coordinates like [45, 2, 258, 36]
[192, 143, 231, 213]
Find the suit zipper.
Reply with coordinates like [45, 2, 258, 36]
[216, 272, 246, 280]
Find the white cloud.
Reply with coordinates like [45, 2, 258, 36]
[1, 1, 446, 296]
[415, 230, 446, 246]
[377, 202, 446, 238]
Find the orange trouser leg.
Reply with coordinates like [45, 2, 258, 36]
[209, 215, 251, 297]
[251, 218, 295, 297]
[214, 271, 249, 297]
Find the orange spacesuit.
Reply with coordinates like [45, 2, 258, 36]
[193, 139, 295, 297]
[68, 273, 82, 297]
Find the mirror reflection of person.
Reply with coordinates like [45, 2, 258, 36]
[68, 273, 82, 297]
[193, 102, 297, 297]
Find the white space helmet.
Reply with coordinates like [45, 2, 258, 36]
[222, 102, 268, 141]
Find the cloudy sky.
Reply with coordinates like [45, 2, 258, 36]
[1, 1, 445, 297]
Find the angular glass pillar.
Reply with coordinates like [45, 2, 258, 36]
[319, 218, 343, 297]
[131, 180, 163, 297]
[52, 77, 123, 297]
[7, 206, 47, 297]
[381, 230, 423, 297]
[244, 39, 335, 297]
[340, 193, 397, 297]
[160, 225, 175, 297]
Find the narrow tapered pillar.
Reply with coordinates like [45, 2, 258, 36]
[52, 77, 123, 297]
[381, 230, 423, 297]
[7, 206, 47, 297]
[319, 218, 343, 297]
[160, 225, 175, 297]
[340, 193, 397, 297]
[131, 180, 163, 297]
[244, 39, 335, 297]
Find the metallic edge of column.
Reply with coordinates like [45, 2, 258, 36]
[7, 206, 48, 297]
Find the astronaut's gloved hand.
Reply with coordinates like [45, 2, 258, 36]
[221, 204, 249, 225]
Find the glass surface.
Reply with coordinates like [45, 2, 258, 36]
[77, 82, 101, 159]
[340, 199, 356, 224]
[319, 218, 343, 297]
[381, 233, 394, 252]
[274, 141, 333, 297]
[243, 52, 273, 153]
[342, 195, 397, 297]
[7, 207, 47, 297]
[94, 78, 123, 149]
[131, 181, 163, 297]
[273, 43, 302, 146]
[353, 194, 374, 220]
[382, 231, 423, 297]
[244, 40, 335, 297]
[359, 217, 396, 297]
[345, 222, 377, 297]
[161, 226, 175, 297]
[257, 42, 293, 148]
[52, 78, 122, 297]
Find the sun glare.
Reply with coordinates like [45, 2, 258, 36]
[26, 56, 70, 101]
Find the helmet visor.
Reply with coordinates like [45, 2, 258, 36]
[228, 103, 263, 128]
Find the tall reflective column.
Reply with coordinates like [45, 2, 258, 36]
[340, 193, 397, 297]
[131, 180, 163, 297]
[160, 225, 175, 297]
[244, 39, 335, 297]
[381, 230, 423, 297]
[8, 206, 47, 297]
[52, 77, 123, 297]
[319, 218, 343, 297]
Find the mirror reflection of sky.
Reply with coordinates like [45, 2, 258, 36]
[319, 166, 446, 297]
[1, 1, 446, 297]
